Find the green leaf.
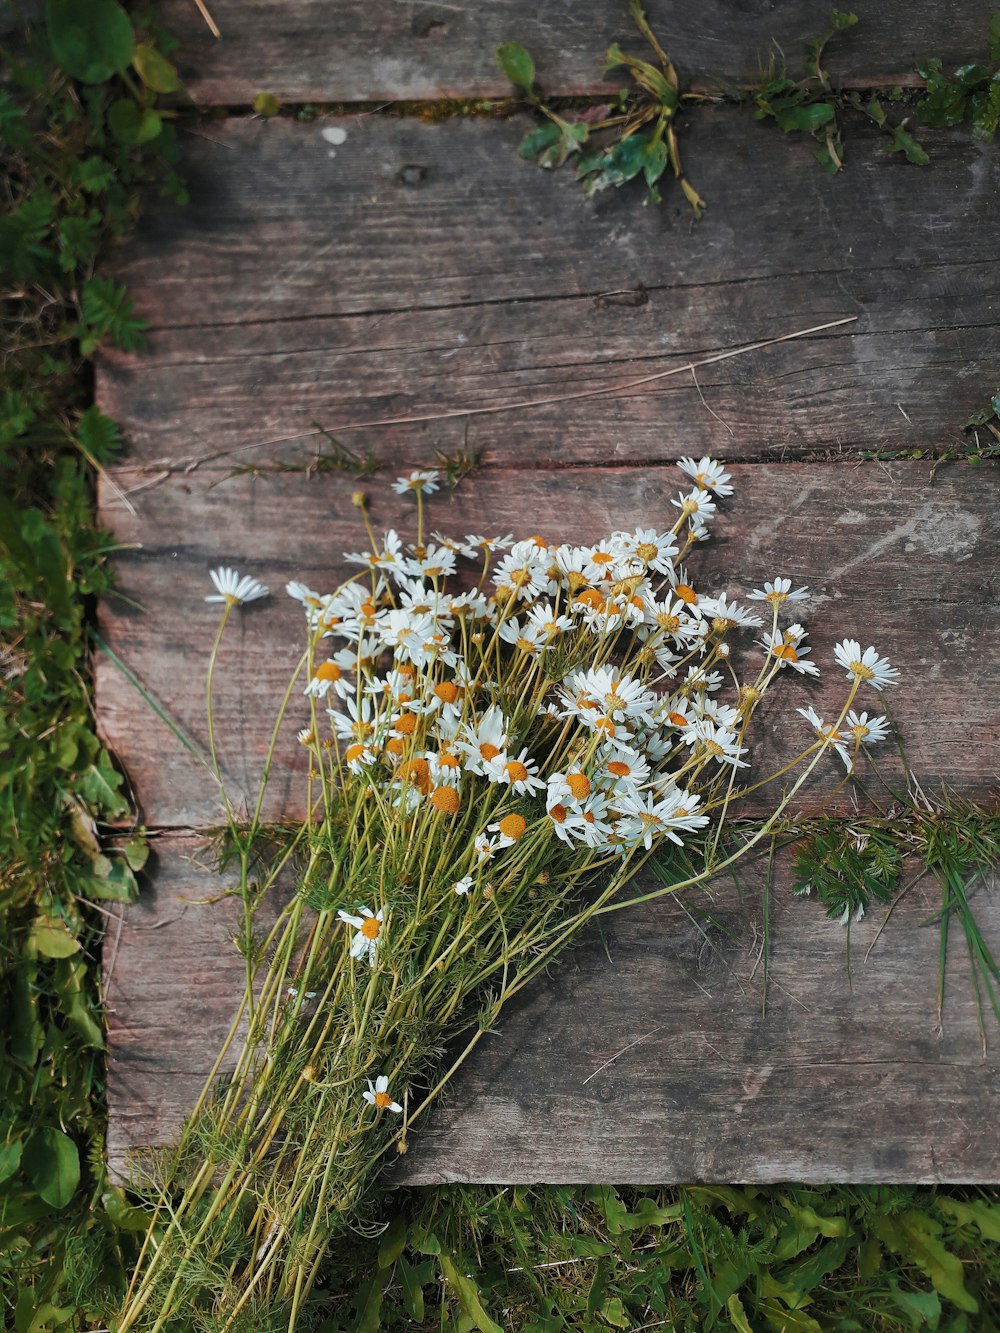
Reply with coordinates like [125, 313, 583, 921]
[77, 404, 121, 465]
[888, 124, 930, 165]
[107, 99, 163, 146]
[78, 753, 129, 818]
[887, 1279, 941, 1328]
[779, 1197, 849, 1238]
[84, 857, 139, 903]
[352, 1269, 390, 1333]
[46, 0, 134, 83]
[123, 833, 149, 871]
[875, 1211, 978, 1314]
[103, 1189, 156, 1232]
[497, 42, 535, 93]
[78, 278, 148, 354]
[519, 122, 561, 161]
[830, 9, 859, 30]
[936, 1196, 1000, 1242]
[31, 918, 81, 958]
[398, 1255, 426, 1322]
[0, 1140, 23, 1184]
[133, 42, 180, 93]
[601, 1296, 630, 1328]
[21, 1128, 80, 1208]
[773, 102, 836, 132]
[439, 1253, 503, 1333]
[253, 91, 281, 116]
[726, 1292, 754, 1333]
[378, 1212, 408, 1268]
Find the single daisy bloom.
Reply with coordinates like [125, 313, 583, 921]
[363, 1074, 402, 1113]
[844, 710, 890, 746]
[205, 566, 268, 606]
[834, 640, 900, 690]
[797, 705, 851, 769]
[684, 719, 749, 768]
[457, 532, 510, 559]
[612, 527, 679, 575]
[699, 592, 764, 632]
[455, 705, 509, 776]
[677, 456, 734, 497]
[392, 469, 440, 496]
[759, 626, 820, 676]
[473, 830, 501, 862]
[337, 905, 384, 966]
[486, 748, 546, 796]
[670, 487, 717, 523]
[747, 576, 809, 609]
[488, 812, 529, 847]
[453, 875, 474, 895]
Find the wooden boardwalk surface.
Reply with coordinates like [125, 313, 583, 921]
[98, 0, 1000, 1184]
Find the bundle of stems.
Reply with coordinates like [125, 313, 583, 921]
[114, 461, 896, 1331]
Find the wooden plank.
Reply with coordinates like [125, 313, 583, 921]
[97, 113, 1000, 469]
[156, 0, 998, 104]
[106, 833, 1000, 1185]
[95, 460, 999, 829]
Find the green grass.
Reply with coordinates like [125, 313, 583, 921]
[1, 3, 999, 1330]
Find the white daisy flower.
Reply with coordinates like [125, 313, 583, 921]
[402, 543, 457, 581]
[611, 527, 679, 574]
[453, 875, 474, 895]
[677, 456, 734, 497]
[833, 640, 899, 690]
[455, 705, 509, 776]
[670, 487, 717, 523]
[205, 566, 268, 606]
[747, 576, 809, 609]
[486, 747, 546, 796]
[286, 580, 322, 610]
[341, 741, 376, 773]
[759, 626, 820, 676]
[362, 1074, 402, 1113]
[844, 710, 890, 746]
[392, 469, 440, 496]
[498, 617, 548, 655]
[337, 905, 384, 966]
[797, 706, 851, 768]
[684, 719, 749, 768]
[582, 542, 625, 584]
[459, 533, 515, 559]
[700, 593, 764, 632]
[598, 751, 652, 791]
[473, 830, 501, 862]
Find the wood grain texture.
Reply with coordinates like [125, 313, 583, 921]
[106, 833, 1000, 1185]
[97, 113, 1000, 469]
[95, 460, 999, 829]
[156, 0, 999, 103]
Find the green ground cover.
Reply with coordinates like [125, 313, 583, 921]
[1, 3, 998, 1329]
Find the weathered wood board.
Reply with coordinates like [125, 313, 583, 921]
[106, 833, 1000, 1185]
[95, 460, 999, 829]
[96, 14, 1000, 1185]
[98, 114, 1000, 470]
[156, 0, 999, 103]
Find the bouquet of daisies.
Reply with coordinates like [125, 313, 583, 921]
[115, 458, 895, 1332]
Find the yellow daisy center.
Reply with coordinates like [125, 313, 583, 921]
[361, 917, 381, 940]
[498, 813, 527, 841]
